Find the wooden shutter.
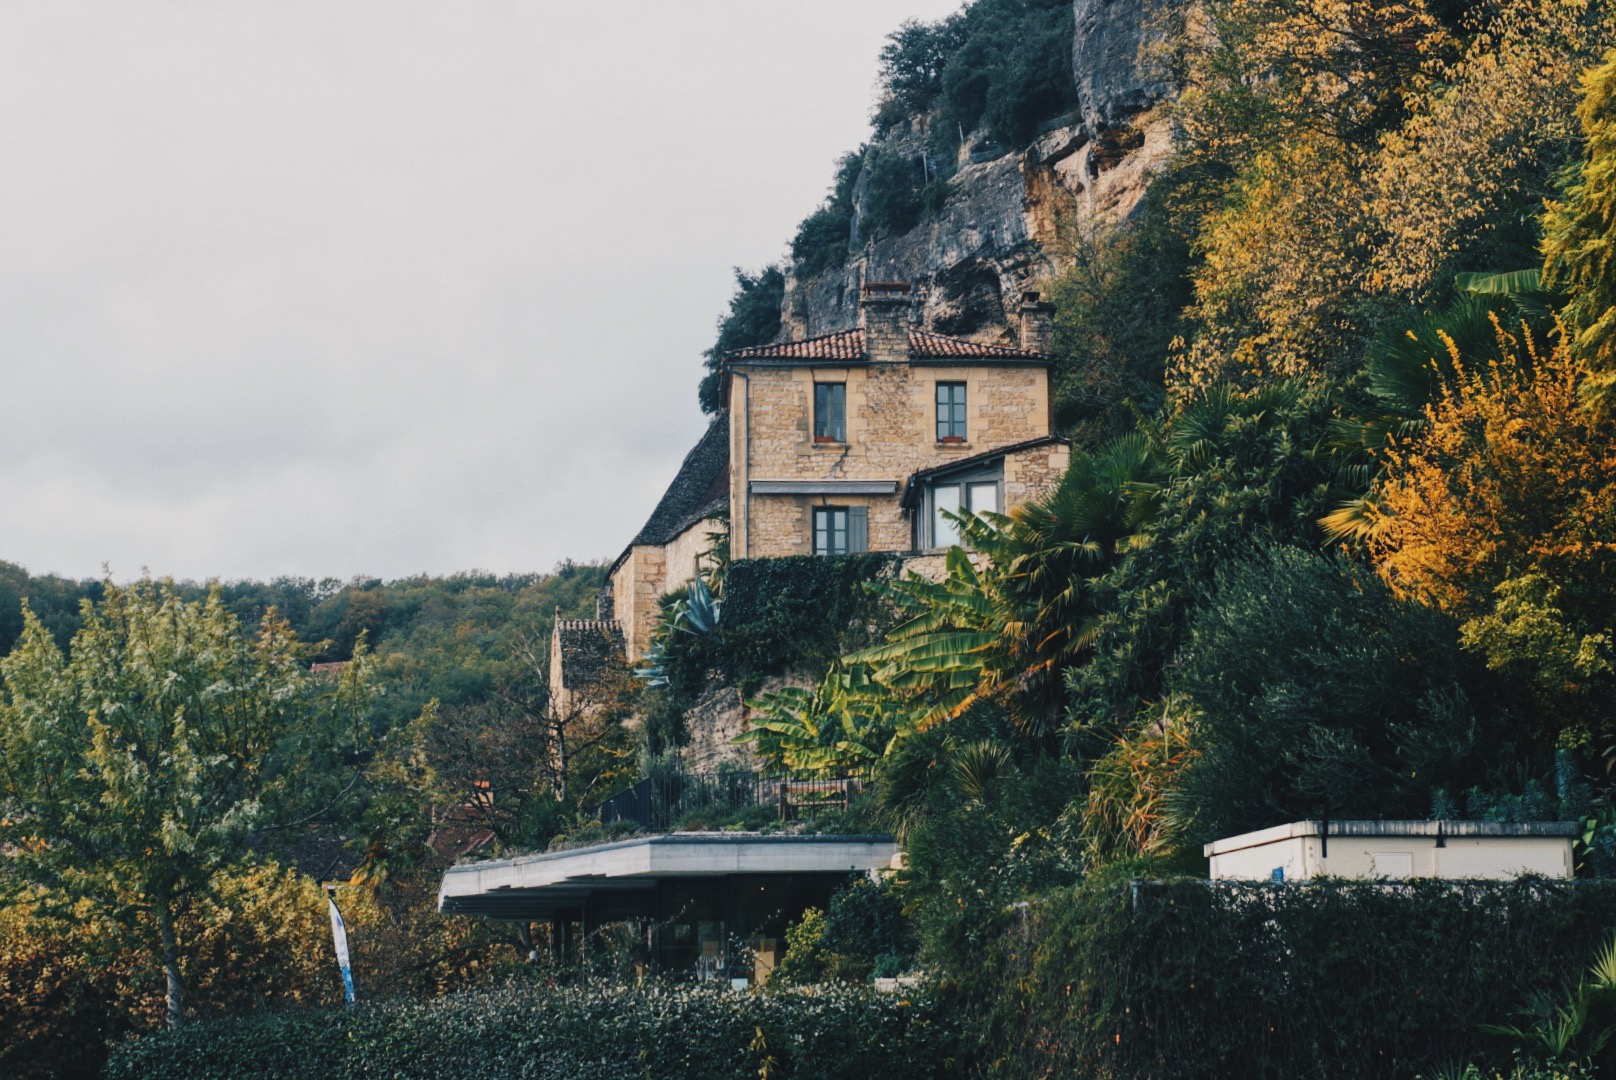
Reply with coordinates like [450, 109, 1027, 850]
[848, 506, 868, 553]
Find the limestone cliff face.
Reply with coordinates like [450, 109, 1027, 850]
[779, 0, 1176, 345]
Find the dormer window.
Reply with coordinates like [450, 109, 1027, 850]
[814, 383, 846, 443]
[922, 469, 1001, 549]
[936, 382, 966, 442]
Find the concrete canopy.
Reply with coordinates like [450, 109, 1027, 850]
[438, 833, 899, 921]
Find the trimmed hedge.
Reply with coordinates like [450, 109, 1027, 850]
[963, 877, 1616, 1079]
[104, 982, 958, 1080]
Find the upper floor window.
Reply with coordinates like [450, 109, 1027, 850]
[815, 383, 846, 443]
[936, 382, 966, 442]
[813, 505, 867, 555]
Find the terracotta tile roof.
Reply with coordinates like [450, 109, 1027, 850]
[726, 328, 1052, 363]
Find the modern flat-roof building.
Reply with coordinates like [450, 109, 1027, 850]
[1205, 820, 1579, 882]
[439, 833, 899, 983]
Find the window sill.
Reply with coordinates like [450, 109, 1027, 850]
[934, 441, 973, 450]
[812, 440, 848, 449]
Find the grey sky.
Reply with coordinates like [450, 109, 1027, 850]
[0, 1, 962, 583]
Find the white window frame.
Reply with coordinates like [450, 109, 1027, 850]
[919, 466, 1002, 550]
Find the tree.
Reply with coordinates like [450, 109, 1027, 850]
[1370, 326, 1616, 745]
[1544, 50, 1616, 414]
[698, 266, 784, 415]
[1167, 546, 1511, 846]
[0, 579, 369, 1029]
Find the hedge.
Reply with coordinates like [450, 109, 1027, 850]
[962, 877, 1616, 1079]
[659, 555, 900, 708]
[104, 981, 959, 1080]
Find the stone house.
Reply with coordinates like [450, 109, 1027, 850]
[600, 281, 1068, 665]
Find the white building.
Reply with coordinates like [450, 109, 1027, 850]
[1205, 820, 1578, 882]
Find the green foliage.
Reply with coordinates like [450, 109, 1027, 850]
[0, 578, 372, 1028]
[659, 555, 899, 700]
[698, 266, 784, 414]
[858, 144, 930, 237]
[876, 18, 969, 120]
[1544, 49, 1616, 414]
[1047, 186, 1191, 442]
[961, 877, 1616, 1078]
[1483, 932, 1616, 1071]
[790, 150, 864, 279]
[1066, 378, 1339, 728]
[884, 0, 1077, 151]
[0, 862, 339, 1079]
[1167, 545, 1517, 845]
[104, 981, 959, 1080]
[777, 877, 912, 985]
[891, 721, 1084, 977]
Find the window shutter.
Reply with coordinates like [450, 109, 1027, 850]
[848, 506, 868, 553]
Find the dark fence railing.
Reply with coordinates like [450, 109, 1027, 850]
[593, 769, 874, 832]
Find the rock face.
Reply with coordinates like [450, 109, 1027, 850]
[1073, 0, 1177, 135]
[777, 0, 1178, 346]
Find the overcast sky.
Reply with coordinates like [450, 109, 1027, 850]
[0, 1, 963, 584]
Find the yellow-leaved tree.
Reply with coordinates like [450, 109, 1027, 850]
[1370, 325, 1616, 741]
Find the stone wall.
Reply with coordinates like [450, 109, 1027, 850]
[1004, 440, 1071, 509]
[661, 516, 723, 597]
[730, 360, 1052, 559]
[681, 683, 754, 773]
[609, 516, 724, 663]
[610, 544, 664, 662]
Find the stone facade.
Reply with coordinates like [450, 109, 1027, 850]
[727, 286, 1063, 559]
[549, 618, 627, 719]
[608, 514, 722, 662]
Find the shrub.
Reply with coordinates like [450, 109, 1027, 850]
[104, 981, 960, 1080]
[960, 877, 1616, 1079]
[656, 555, 900, 708]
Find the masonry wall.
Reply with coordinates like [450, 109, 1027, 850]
[611, 545, 665, 662]
[662, 516, 723, 597]
[730, 361, 1054, 558]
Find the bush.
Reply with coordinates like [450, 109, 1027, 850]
[860, 145, 929, 237]
[961, 877, 1616, 1079]
[1168, 545, 1522, 847]
[104, 981, 960, 1080]
[656, 555, 900, 709]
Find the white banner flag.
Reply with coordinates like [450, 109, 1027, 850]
[327, 894, 356, 1006]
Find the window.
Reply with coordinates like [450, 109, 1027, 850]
[936, 382, 966, 441]
[814, 383, 846, 442]
[922, 470, 1001, 549]
[813, 506, 867, 555]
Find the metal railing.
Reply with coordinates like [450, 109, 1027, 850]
[593, 768, 873, 832]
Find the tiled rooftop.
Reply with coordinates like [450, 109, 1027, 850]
[726, 327, 1052, 362]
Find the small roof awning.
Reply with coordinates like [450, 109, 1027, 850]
[748, 480, 900, 495]
[438, 833, 899, 920]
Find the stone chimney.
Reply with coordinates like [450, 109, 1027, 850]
[1018, 291, 1055, 354]
[860, 282, 912, 364]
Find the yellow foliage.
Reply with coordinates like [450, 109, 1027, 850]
[1080, 699, 1200, 863]
[1371, 324, 1616, 620]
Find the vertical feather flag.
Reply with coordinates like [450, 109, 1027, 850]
[327, 892, 356, 1007]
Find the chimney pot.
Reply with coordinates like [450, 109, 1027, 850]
[860, 281, 913, 363]
[1018, 291, 1055, 354]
